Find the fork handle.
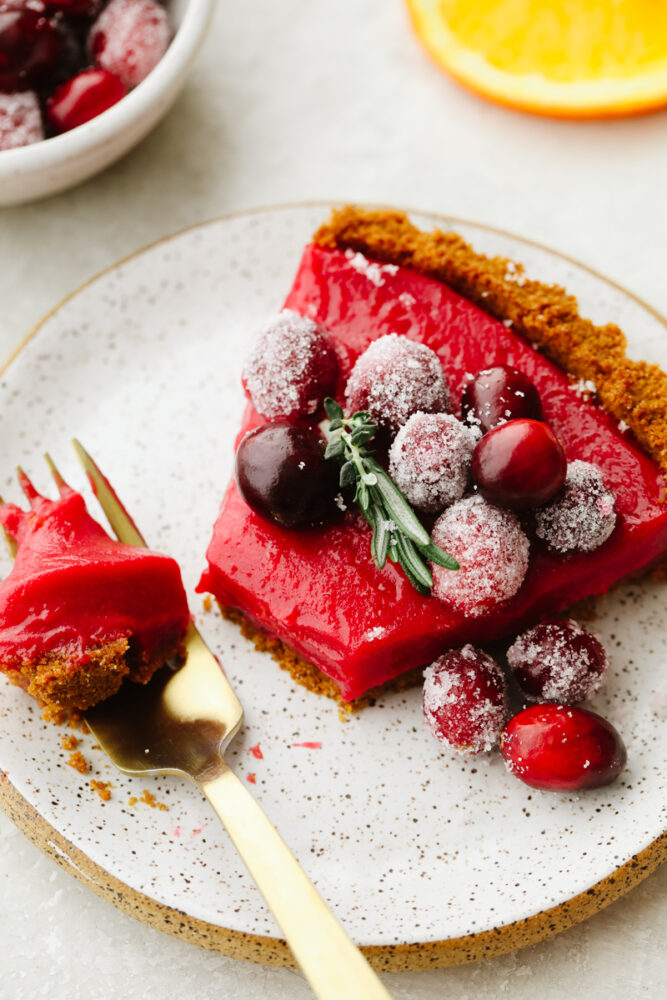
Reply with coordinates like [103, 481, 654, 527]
[199, 763, 394, 1000]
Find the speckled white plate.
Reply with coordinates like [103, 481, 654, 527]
[0, 204, 665, 970]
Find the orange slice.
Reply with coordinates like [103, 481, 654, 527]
[406, 0, 667, 118]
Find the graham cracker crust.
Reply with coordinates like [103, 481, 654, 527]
[315, 206, 667, 478]
[4, 632, 185, 724]
[220, 606, 423, 717]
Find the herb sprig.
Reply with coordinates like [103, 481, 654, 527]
[323, 399, 458, 594]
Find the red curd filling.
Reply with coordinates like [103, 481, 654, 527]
[198, 244, 667, 701]
[0, 485, 190, 669]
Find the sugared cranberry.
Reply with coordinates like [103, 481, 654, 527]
[461, 365, 542, 434]
[88, 0, 170, 89]
[242, 310, 338, 421]
[507, 619, 608, 703]
[429, 495, 529, 614]
[472, 418, 566, 511]
[388, 412, 477, 514]
[46, 68, 126, 132]
[0, 9, 62, 92]
[423, 645, 509, 754]
[0, 89, 43, 149]
[535, 460, 616, 553]
[235, 422, 340, 530]
[501, 704, 626, 791]
[345, 333, 449, 432]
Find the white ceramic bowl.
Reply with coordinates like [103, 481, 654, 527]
[0, 0, 214, 206]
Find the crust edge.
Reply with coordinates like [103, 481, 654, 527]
[314, 205, 667, 478]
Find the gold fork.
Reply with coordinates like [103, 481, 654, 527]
[1, 445, 394, 1000]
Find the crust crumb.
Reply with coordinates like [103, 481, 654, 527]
[139, 789, 168, 811]
[61, 734, 78, 751]
[315, 206, 667, 478]
[67, 750, 89, 774]
[90, 779, 111, 802]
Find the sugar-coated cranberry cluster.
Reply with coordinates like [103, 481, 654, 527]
[239, 306, 627, 790]
[0, 0, 170, 150]
[422, 627, 624, 792]
[239, 313, 619, 607]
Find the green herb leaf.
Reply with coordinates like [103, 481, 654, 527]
[339, 461, 356, 489]
[368, 460, 430, 548]
[373, 513, 390, 569]
[421, 541, 460, 571]
[324, 437, 345, 461]
[350, 424, 378, 447]
[395, 534, 434, 590]
[324, 398, 344, 421]
[321, 399, 458, 595]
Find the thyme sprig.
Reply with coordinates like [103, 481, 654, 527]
[323, 398, 458, 594]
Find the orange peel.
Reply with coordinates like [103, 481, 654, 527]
[406, 0, 667, 118]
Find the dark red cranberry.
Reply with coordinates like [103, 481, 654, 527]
[0, 10, 62, 92]
[501, 704, 626, 791]
[42, 1, 102, 14]
[507, 618, 608, 703]
[235, 422, 341, 530]
[472, 418, 566, 511]
[462, 365, 542, 434]
[47, 68, 126, 132]
[423, 644, 509, 754]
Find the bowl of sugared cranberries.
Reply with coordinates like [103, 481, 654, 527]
[0, 0, 214, 204]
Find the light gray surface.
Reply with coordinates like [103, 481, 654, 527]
[0, 2, 665, 998]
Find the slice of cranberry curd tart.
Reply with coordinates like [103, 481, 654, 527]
[0, 475, 190, 722]
[198, 206, 667, 705]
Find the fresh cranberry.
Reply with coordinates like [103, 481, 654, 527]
[0, 9, 62, 92]
[429, 494, 529, 614]
[46, 68, 126, 132]
[0, 89, 43, 149]
[507, 619, 608, 703]
[345, 333, 450, 431]
[235, 422, 341, 530]
[472, 418, 566, 511]
[88, 0, 170, 89]
[535, 460, 616, 553]
[242, 310, 338, 421]
[501, 704, 626, 791]
[423, 645, 509, 754]
[388, 412, 477, 513]
[461, 365, 542, 434]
